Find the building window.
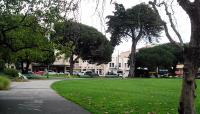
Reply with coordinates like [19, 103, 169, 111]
[109, 63, 115, 67]
[119, 63, 121, 67]
[112, 63, 114, 67]
[124, 63, 127, 68]
[83, 60, 88, 63]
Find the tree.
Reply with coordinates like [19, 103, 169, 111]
[0, 15, 55, 73]
[0, 14, 39, 52]
[106, 3, 163, 77]
[0, 0, 79, 52]
[0, 46, 12, 71]
[17, 49, 55, 74]
[0, 14, 56, 73]
[12, 43, 55, 74]
[149, 0, 200, 113]
[51, 21, 114, 75]
[0, 19, 55, 73]
[135, 43, 183, 74]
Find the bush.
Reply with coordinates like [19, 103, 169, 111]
[0, 76, 11, 90]
[4, 68, 18, 77]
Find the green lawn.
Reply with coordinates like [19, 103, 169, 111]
[52, 79, 200, 114]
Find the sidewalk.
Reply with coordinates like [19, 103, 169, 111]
[0, 80, 91, 114]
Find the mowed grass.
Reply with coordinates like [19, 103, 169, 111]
[52, 79, 200, 114]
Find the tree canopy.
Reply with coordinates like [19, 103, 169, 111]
[1, 19, 55, 73]
[0, 0, 78, 52]
[52, 21, 113, 63]
[107, 3, 163, 47]
[51, 21, 114, 74]
[106, 3, 163, 77]
[135, 43, 183, 72]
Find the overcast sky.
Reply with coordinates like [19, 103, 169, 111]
[77, 0, 191, 55]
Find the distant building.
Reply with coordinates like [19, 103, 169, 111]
[105, 51, 130, 77]
[31, 54, 106, 75]
[30, 51, 132, 77]
[175, 64, 184, 77]
[32, 54, 70, 73]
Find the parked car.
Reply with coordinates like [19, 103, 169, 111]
[23, 71, 34, 77]
[73, 71, 80, 76]
[48, 70, 57, 75]
[117, 70, 123, 77]
[23, 71, 42, 79]
[58, 72, 64, 74]
[34, 71, 46, 75]
[196, 72, 200, 79]
[105, 72, 118, 78]
[84, 71, 99, 77]
[158, 69, 169, 77]
[78, 72, 84, 76]
[64, 71, 70, 75]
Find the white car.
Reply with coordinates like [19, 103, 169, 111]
[73, 71, 79, 75]
[48, 70, 57, 75]
[78, 72, 84, 76]
[64, 71, 70, 75]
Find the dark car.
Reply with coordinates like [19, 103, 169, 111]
[105, 71, 118, 78]
[84, 71, 99, 77]
[196, 72, 200, 79]
[158, 69, 169, 77]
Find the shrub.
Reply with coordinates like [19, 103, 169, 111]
[4, 68, 18, 77]
[0, 76, 11, 90]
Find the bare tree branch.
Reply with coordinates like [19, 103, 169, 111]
[94, 0, 100, 15]
[73, 55, 80, 62]
[163, 2, 184, 46]
[124, 32, 133, 38]
[3, 3, 33, 32]
[163, 22, 179, 45]
[149, 0, 182, 48]
[136, 26, 143, 42]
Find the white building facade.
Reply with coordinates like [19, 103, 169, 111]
[105, 51, 130, 77]
[73, 51, 131, 77]
[31, 51, 131, 77]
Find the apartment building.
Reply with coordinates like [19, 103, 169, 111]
[105, 51, 130, 77]
[71, 51, 131, 77]
[31, 51, 131, 77]
[31, 54, 70, 73]
[73, 59, 105, 75]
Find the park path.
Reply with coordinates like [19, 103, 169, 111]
[0, 80, 91, 114]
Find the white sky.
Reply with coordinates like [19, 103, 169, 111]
[78, 0, 191, 55]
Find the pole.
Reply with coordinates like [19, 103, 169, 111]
[117, 50, 119, 76]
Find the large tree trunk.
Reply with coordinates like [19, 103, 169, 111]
[24, 61, 30, 74]
[69, 54, 75, 75]
[178, 5, 200, 113]
[178, 55, 197, 114]
[20, 61, 25, 73]
[128, 40, 137, 77]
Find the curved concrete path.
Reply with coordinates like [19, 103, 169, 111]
[0, 80, 91, 114]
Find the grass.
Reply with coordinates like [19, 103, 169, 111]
[48, 74, 79, 79]
[52, 78, 200, 114]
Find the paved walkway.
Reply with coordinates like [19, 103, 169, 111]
[0, 80, 91, 114]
